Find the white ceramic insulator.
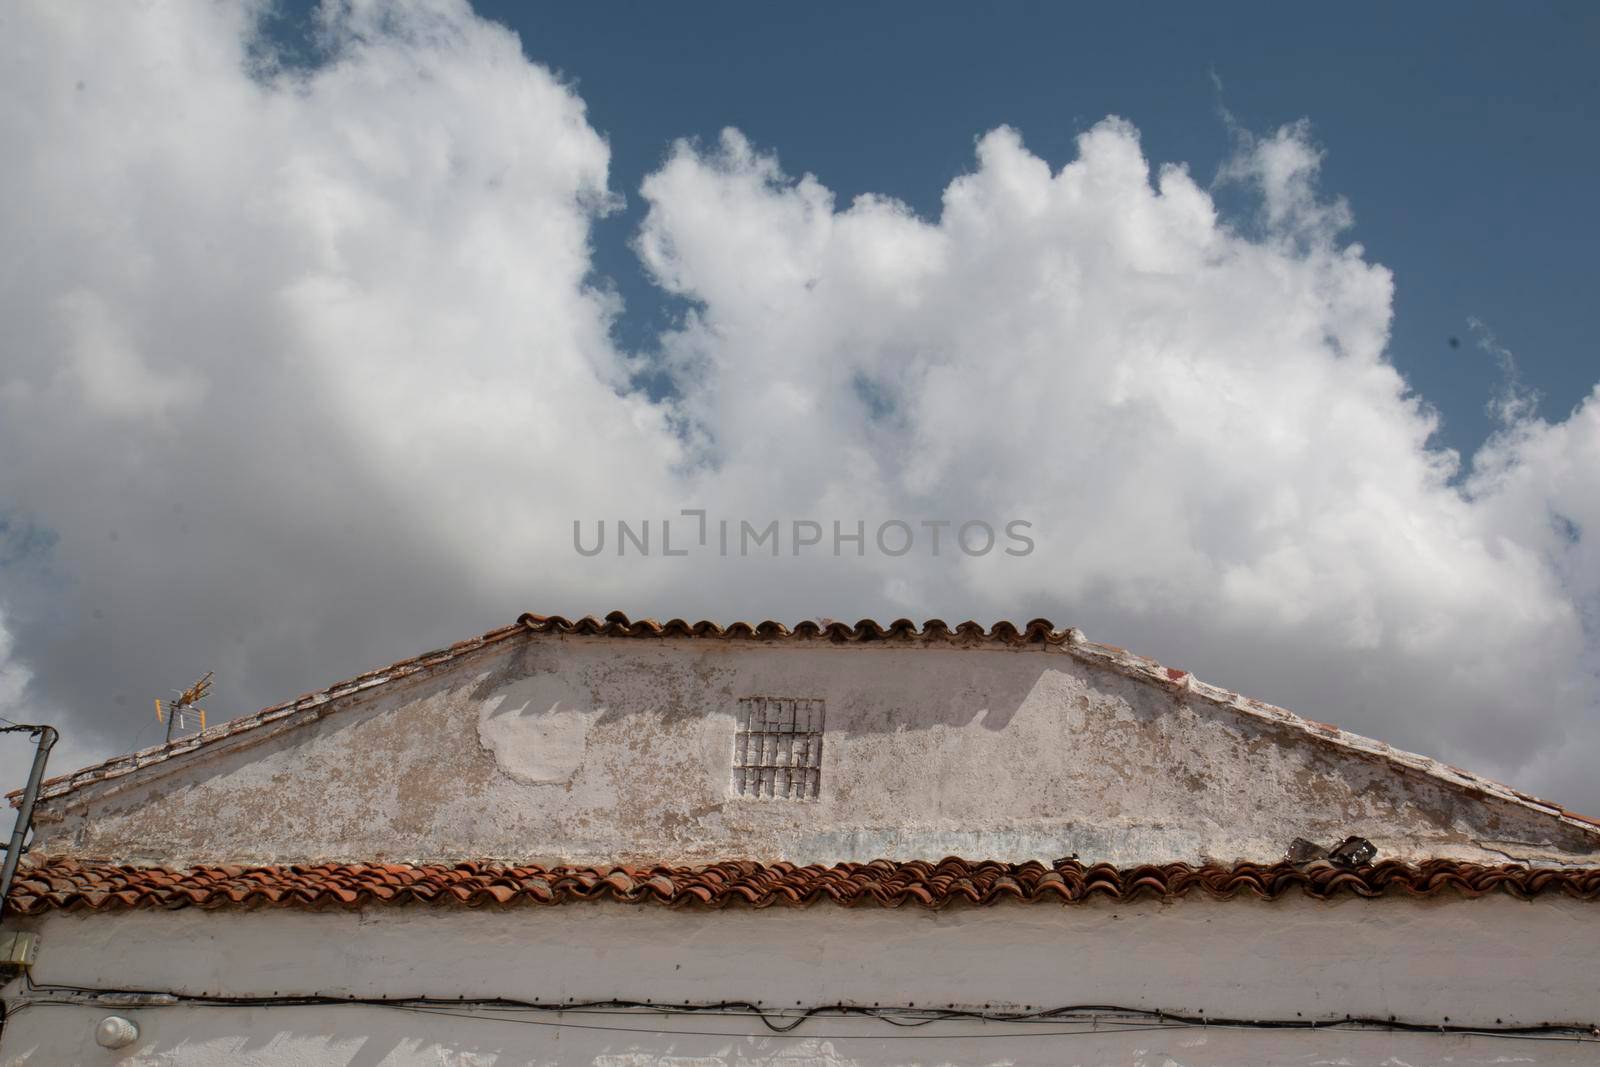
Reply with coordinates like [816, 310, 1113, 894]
[94, 1015, 139, 1049]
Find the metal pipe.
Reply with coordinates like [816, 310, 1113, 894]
[0, 725, 58, 921]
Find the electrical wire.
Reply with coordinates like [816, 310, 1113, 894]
[8, 979, 1597, 1044]
[387, 1006, 1202, 1040]
[387, 1006, 1600, 1043]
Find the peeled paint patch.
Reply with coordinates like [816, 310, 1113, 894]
[476, 676, 601, 785]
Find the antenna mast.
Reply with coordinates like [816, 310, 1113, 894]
[156, 671, 212, 743]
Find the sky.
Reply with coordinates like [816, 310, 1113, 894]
[1, 0, 1598, 821]
[499, 0, 1600, 459]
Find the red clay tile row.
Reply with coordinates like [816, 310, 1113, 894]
[519, 611, 1083, 645]
[9, 857, 1600, 915]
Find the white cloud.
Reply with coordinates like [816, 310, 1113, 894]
[0, 0, 685, 774]
[1464, 386, 1600, 796]
[0, 612, 30, 719]
[0, 609, 100, 793]
[636, 117, 1595, 802]
[1, 0, 1596, 815]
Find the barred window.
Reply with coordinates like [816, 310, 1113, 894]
[733, 697, 824, 799]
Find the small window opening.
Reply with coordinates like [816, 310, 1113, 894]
[733, 697, 823, 799]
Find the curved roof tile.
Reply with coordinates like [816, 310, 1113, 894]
[10, 857, 1600, 915]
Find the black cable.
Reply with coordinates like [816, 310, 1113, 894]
[387, 1005, 1201, 1040]
[386, 1006, 1600, 1043]
[10, 998, 1599, 1045]
[9, 980, 1597, 1043]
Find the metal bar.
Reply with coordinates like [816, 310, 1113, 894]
[1, 724, 58, 921]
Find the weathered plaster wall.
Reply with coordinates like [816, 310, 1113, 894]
[29, 636, 1600, 866]
[3, 896, 1597, 1066]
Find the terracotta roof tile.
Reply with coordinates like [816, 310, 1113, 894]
[8, 857, 1599, 915]
[13, 610, 1600, 836]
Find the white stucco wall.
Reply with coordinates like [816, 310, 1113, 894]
[30, 636, 1600, 867]
[3, 895, 1597, 1066]
[12, 1005, 1600, 1067]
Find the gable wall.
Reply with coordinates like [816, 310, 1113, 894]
[28, 635, 1600, 866]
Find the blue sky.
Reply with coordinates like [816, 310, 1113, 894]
[445, 1, 1596, 458]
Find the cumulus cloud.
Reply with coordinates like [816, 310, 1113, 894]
[1464, 387, 1600, 796]
[0, 613, 31, 719]
[637, 119, 1595, 796]
[0, 608, 99, 780]
[1, 0, 1596, 813]
[0, 0, 684, 783]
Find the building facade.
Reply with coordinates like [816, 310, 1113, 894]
[3, 612, 1598, 1065]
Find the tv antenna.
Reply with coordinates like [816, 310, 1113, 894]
[156, 671, 212, 743]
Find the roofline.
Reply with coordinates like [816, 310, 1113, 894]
[15, 610, 1600, 838]
[10, 856, 1600, 914]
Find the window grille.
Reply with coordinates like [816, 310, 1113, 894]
[733, 697, 823, 799]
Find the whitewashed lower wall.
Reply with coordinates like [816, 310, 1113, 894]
[10, 1004, 1600, 1067]
[3, 895, 1597, 1066]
